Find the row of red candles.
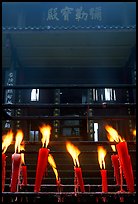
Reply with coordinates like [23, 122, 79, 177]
[2, 124, 135, 193]
[2, 140, 134, 193]
[99, 140, 135, 193]
[2, 152, 28, 192]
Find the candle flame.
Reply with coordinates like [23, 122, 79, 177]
[105, 125, 124, 142]
[2, 130, 13, 153]
[97, 146, 107, 169]
[15, 129, 24, 153]
[66, 141, 80, 167]
[48, 154, 58, 181]
[20, 144, 25, 164]
[39, 124, 51, 148]
[107, 133, 116, 152]
[132, 129, 136, 136]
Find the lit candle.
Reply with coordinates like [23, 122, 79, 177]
[107, 132, 121, 186]
[66, 141, 85, 193]
[97, 146, 108, 192]
[74, 166, 85, 192]
[105, 125, 135, 192]
[2, 130, 13, 192]
[48, 153, 62, 192]
[116, 142, 134, 192]
[34, 124, 51, 192]
[2, 153, 6, 192]
[34, 148, 49, 192]
[10, 153, 21, 192]
[20, 145, 28, 186]
[10, 129, 23, 192]
[21, 165, 27, 186]
[100, 169, 108, 193]
[111, 154, 120, 185]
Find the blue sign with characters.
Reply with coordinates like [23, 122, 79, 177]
[2, 2, 136, 29]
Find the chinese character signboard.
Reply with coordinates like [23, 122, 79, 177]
[4, 71, 16, 129]
[45, 5, 102, 23]
[2, 2, 136, 28]
[40, 2, 135, 27]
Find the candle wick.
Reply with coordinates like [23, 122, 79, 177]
[2, 147, 6, 153]
[102, 161, 104, 169]
[75, 159, 79, 168]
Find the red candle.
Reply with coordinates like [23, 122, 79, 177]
[10, 153, 21, 192]
[116, 142, 134, 192]
[105, 125, 134, 192]
[66, 141, 85, 193]
[101, 169, 108, 192]
[2, 153, 6, 192]
[34, 148, 50, 192]
[116, 141, 129, 163]
[74, 167, 85, 192]
[97, 146, 108, 193]
[125, 155, 134, 192]
[111, 154, 120, 185]
[21, 165, 27, 186]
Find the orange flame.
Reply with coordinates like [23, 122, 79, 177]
[20, 144, 25, 164]
[105, 125, 124, 142]
[107, 133, 116, 152]
[39, 124, 51, 148]
[48, 154, 58, 180]
[15, 130, 24, 153]
[132, 129, 136, 137]
[2, 130, 13, 153]
[97, 146, 107, 169]
[66, 141, 80, 167]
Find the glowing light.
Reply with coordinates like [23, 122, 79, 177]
[48, 154, 58, 180]
[132, 129, 136, 137]
[97, 146, 107, 169]
[105, 125, 124, 142]
[66, 141, 80, 167]
[107, 133, 116, 152]
[39, 124, 51, 148]
[20, 144, 25, 164]
[2, 130, 13, 153]
[15, 130, 24, 153]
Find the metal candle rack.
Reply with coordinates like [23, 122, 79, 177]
[2, 192, 136, 203]
[2, 84, 136, 203]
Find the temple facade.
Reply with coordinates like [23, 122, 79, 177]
[2, 2, 136, 203]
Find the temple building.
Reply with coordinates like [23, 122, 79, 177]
[2, 2, 136, 203]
